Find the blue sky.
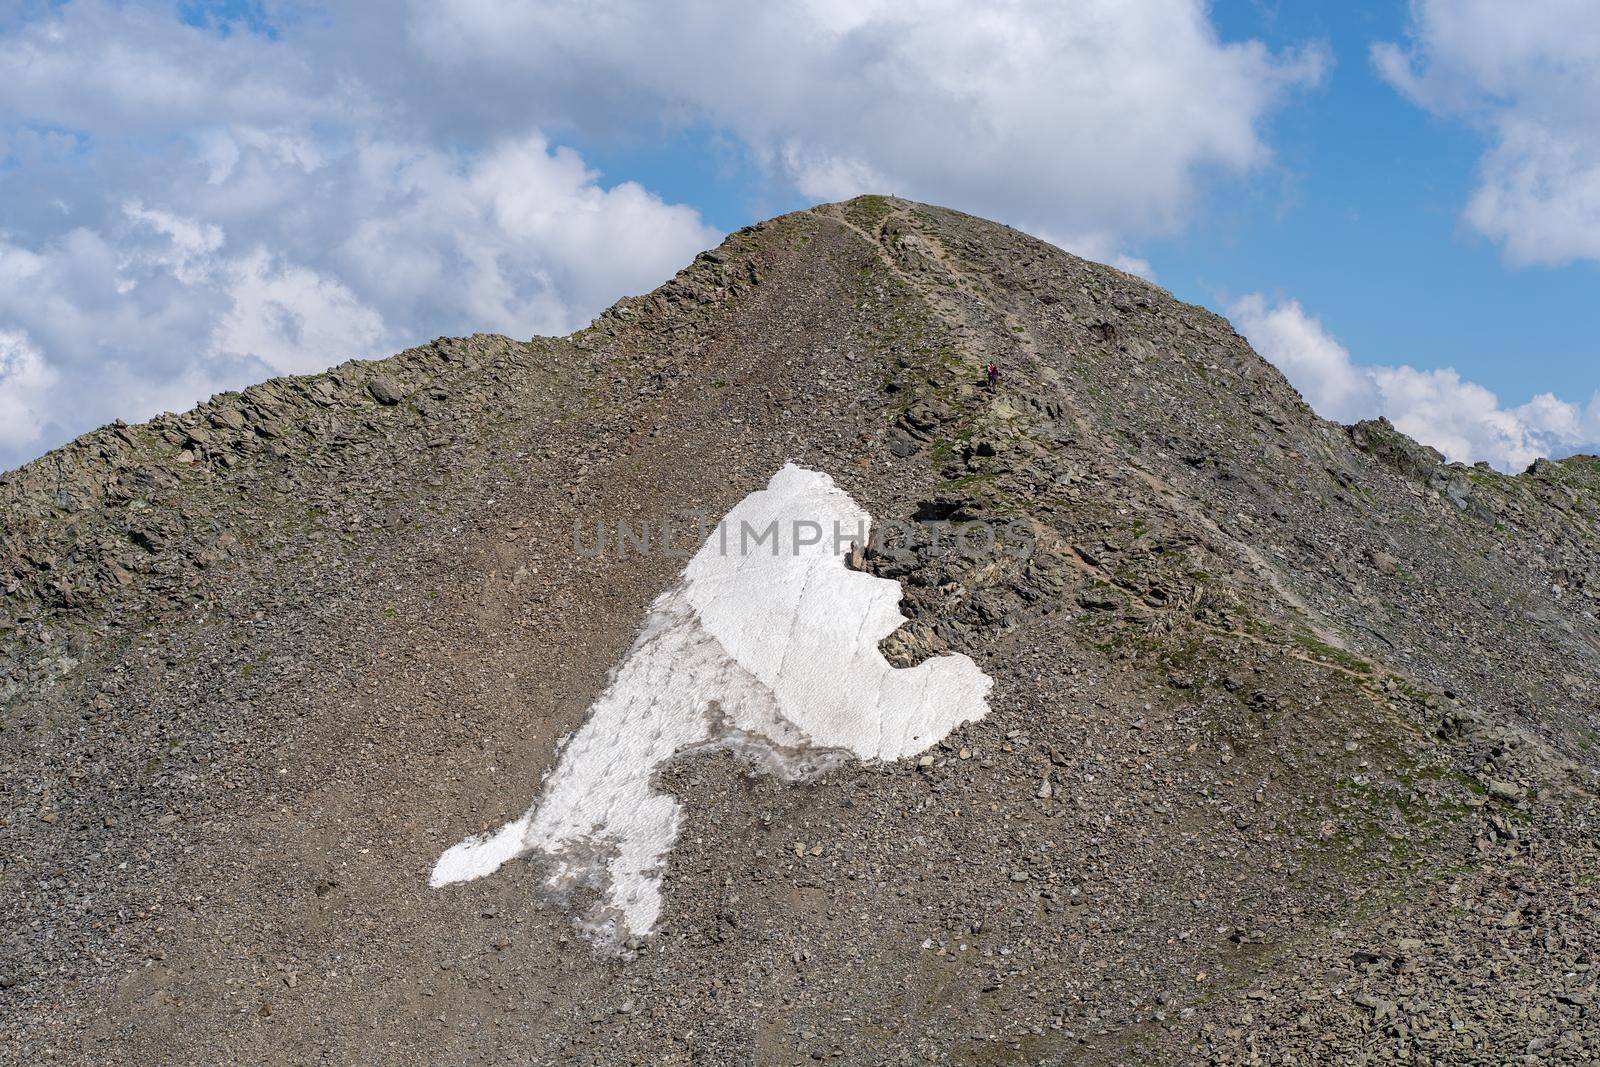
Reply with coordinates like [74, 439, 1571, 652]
[1, 0, 1598, 472]
[1181, 1, 1599, 405]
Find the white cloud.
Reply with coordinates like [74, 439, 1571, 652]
[211, 250, 387, 377]
[0, 2, 719, 470]
[10, 1, 1590, 483]
[0, 1, 1328, 470]
[1039, 229, 1159, 282]
[1375, 0, 1600, 265]
[0, 0, 351, 134]
[123, 202, 224, 285]
[0, 330, 58, 452]
[1228, 294, 1379, 423]
[406, 0, 1326, 251]
[1230, 294, 1600, 471]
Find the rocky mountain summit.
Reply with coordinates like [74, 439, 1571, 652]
[2, 196, 1597, 1065]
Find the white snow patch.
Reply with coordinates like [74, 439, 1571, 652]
[429, 463, 991, 940]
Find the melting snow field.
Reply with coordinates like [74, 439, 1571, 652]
[430, 463, 991, 941]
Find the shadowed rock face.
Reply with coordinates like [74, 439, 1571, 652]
[2, 196, 1597, 1065]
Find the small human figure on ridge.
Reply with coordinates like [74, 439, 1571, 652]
[987, 363, 1001, 389]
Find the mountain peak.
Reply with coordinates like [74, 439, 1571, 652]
[4, 198, 1598, 1064]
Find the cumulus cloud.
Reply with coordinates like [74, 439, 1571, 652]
[0, 331, 57, 453]
[1227, 295, 1379, 424]
[0, 0, 1321, 470]
[0, 2, 719, 471]
[405, 0, 1326, 248]
[1230, 294, 1600, 471]
[1375, 0, 1600, 265]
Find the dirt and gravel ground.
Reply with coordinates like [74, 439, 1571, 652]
[2, 197, 1597, 1064]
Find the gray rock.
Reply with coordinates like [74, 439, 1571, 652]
[367, 376, 405, 405]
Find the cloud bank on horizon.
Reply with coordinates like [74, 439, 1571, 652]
[0, 0, 1596, 473]
[1229, 294, 1600, 472]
